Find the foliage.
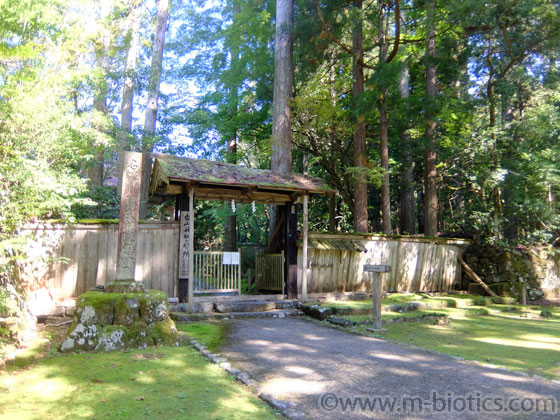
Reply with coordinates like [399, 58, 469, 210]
[194, 200, 270, 249]
[1, 0, 560, 261]
[70, 187, 120, 220]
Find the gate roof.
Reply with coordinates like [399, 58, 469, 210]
[149, 154, 334, 204]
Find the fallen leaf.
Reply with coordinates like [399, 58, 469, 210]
[136, 397, 145, 401]
[92, 379, 104, 384]
[101, 398, 106, 403]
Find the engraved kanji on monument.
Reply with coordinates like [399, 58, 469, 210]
[107, 151, 144, 293]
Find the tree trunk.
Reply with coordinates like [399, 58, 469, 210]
[423, 0, 438, 237]
[378, 3, 391, 234]
[269, 0, 294, 242]
[139, 0, 169, 219]
[224, 4, 241, 252]
[118, 0, 142, 196]
[328, 51, 338, 233]
[88, 3, 112, 188]
[398, 66, 415, 234]
[352, 0, 368, 233]
[487, 72, 503, 240]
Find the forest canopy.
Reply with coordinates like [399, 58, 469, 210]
[0, 0, 559, 253]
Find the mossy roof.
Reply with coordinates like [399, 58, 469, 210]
[150, 154, 334, 196]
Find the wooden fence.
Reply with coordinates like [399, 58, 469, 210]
[193, 250, 241, 294]
[255, 252, 284, 293]
[20, 224, 470, 304]
[20, 222, 179, 299]
[297, 233, 470, 294]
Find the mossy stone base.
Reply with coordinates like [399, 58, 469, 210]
[60, 289, 178, 353]
[106, 280, 145, 293]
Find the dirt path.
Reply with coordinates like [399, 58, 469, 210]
[221, 318, 560, 419]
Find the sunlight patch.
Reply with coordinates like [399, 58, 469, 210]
[473, 337, 560, 351]
[260, 378, 326, 398]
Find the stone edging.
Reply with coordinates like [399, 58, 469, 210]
[189, 339, 308, 420]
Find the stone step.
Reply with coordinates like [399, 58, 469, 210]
[169, 299, 296, 314]
[171, 309, 303, 322]
[215, 300, 277, 313]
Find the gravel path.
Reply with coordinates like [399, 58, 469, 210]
[221, 318, 560, 420]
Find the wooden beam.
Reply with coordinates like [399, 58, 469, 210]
[458, 254, 497, 297]
[302, 194, 309, 300]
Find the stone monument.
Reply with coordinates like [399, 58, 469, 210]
[107, 151, 144, 293]
[60, 152, 179, 353]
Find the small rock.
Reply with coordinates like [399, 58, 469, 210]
[540, 310, 553, 318]
[259, 394, 295, 411]
[434, 317, 451, 326]
[302, 305, 332, 320]
[226, 367, 241, 376]
[236, 372, 250, 383]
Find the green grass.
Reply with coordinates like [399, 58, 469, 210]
[318, 293, 517, 312]
[0, 329, 279, 420]
[178, 323, 226, 352]
[343, 311, 447, 323]
[340, 301, 560, 379]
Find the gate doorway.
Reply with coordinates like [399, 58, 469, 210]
[255, 252, 285, 294]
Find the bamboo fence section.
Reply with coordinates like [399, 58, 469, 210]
[193, 250, 241, 294]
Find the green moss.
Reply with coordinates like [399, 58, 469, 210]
[77, 219, 119, 224]
[112, 295, 140, 327]
[124, 321, 151, 348]
[150, 318, 178, 346]
[76, 292, 114, 325]
[178, 323, 226, 352]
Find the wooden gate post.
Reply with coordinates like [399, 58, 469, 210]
[302, 194, 309, 301]
[363, 264, 391, 332]
[187, 186, 194, 311]
[285, 203, 298, 299]
[178, 193, 189, 303]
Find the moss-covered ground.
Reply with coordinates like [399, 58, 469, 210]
[318, 293, 560, 380]
[178, 322, 226, 352]
[0, 325, 280, 420]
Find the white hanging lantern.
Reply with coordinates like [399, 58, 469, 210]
[252, 201, 256, 214]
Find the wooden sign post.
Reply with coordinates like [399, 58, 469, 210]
[363, 264, 391, 332]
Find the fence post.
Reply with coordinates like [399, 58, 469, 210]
[363, 264, 391, 332]
[238, 248, 242, 295]
[302, 194, 309, 300]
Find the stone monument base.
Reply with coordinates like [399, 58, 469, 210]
[106, 280, 145, 293]
[60, 289, 179, 353]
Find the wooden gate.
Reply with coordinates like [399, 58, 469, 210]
[255, 252, 285, 293]
[193, 250, 241, 294]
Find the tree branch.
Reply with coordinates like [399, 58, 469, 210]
[314, 0, 376, 70]
[385, 0, 400, 63]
